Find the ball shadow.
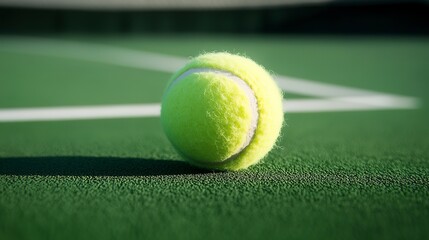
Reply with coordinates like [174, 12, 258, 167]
[0, 156, 210, 176]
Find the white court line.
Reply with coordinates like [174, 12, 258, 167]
[0, 104, 160, 122]
[276, 75, 383, 97]
[284, 98, 417, 113]
[0, 97, 418, 122]
[0, 36, 420, 122]
[0, 37, 187, 73]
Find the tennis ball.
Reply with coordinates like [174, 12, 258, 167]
[161, 52, 284, 171]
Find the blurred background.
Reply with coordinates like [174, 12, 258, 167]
[0, 0, 428, 119]
[1, 0, 428, 35]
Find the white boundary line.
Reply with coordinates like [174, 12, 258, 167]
[0, 37, 419, 122]
[0, 98, 418, 122]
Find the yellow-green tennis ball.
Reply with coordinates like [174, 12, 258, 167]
[161, 52, 284, 171]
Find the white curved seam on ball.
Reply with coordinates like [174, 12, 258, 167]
[169, 68, 259, 161]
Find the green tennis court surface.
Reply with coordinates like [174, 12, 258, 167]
[0, 35, 428, 240]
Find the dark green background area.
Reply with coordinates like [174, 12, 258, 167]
[1, 2, 429, 35]
[0, 35, 429, 240]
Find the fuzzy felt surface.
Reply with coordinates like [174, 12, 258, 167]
[161, 52, 284, 171]
[162, 71, 252, 163]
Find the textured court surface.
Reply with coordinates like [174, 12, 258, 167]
[0, 35, 428, 240]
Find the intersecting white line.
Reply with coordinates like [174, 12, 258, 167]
[0, 36, 419, 122]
